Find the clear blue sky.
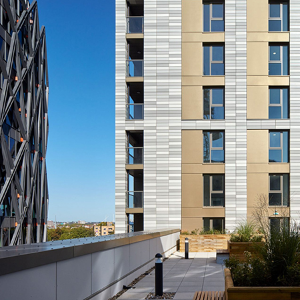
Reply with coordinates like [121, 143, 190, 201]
[38, 1, 116, 222]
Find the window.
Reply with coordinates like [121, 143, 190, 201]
[204, 175, 225, 207]
[269, 87, 289, 119]
[203, 87, 225, 119]
[269, 1, 288, 32]
[203, 218, 225, 232]
[270, 217, 289, 232]
[269, 44, 289, 75]
[203, 2, 224, 32]
[269, 131, 289, 163]
[203, 131, 225, 163]
[269, 174, 289, 206]
[203, 44, 224, 75]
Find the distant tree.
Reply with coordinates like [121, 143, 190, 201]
[47, 227, 94, 241]
[98, 222, 107, 226]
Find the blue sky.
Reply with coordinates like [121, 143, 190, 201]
[38, 1, 116, 222]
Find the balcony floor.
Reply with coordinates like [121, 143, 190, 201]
[117, 251, 225, 300]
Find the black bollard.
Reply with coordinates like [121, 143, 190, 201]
[155, 253, 163, 296]
[185, 237, 189, 259]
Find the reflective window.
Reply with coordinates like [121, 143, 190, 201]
[269, 87, 289, 119]
[269, 174, 289, 206]
[269, 44, 289, 75]
[203, 45, 225, 76]
[269, 131, 289, 163]
[203, 3, 224, 32]
[204, 175, 225, 207]
[203, 218, 225, 232]
[269, 2, 288, 32]
[203, 131, 225, 163]
[203, 87, 225, 119]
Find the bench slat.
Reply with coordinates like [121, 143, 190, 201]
[193, 291, 225, 300]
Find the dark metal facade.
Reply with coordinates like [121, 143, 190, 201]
[0, 0, 49, 246]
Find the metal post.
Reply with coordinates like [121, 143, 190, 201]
[155, 253, 163, 296]
[185, 237, 189, 259]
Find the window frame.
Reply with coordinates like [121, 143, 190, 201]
[269, 87, 289, 119]
[203, 174, 225, 207]
[203, 2, 224, 33]
[269, 130, 289, 163]
[268, 1, 289, 32]
[269, 174, 289, 206]
[269, 43, 289, 76]
[203, 44, 225, 76]
[203, 87, 225, 120]
[203, 131, 225, 163]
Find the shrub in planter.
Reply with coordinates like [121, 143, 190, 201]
[230, 222, 263, 242]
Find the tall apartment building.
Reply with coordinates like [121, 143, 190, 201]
[115, 0, 300, 233]
[0, 0, 49, 246]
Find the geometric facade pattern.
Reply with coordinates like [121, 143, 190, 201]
[0, 0, 49, 246]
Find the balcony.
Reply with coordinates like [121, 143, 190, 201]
[127, 17, 144, 34]
[126, 82, 144, 120]
[127, 191, 143, 208]
[126, 103, 144, 120]
[127, 147, 143, 164]
[126, 59, 144, 77]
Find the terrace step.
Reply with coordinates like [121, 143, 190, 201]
[193, 291, 225, 300]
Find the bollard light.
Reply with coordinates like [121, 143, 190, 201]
[185, 237, 189, 259]
[155, 253, 163, 296]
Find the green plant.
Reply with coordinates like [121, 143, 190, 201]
[230, 222, 256, 242]
[190, 228, 200, 235]
[180, 231, 190, 235]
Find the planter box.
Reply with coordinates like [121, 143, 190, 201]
[225, 268, 300, 300]
[228, 241, 262, 261]
[180, 234, 230, 252]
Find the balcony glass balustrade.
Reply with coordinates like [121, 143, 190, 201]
[127, 191, 143, 208]
[126, 17, 144, 34]
[127, 147, 143, 164]
[126, 103, 144, 120]
[126, 60, 144, 77]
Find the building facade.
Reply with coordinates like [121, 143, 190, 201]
[0, 0, 49, 246]
[115, 0, 300, 233]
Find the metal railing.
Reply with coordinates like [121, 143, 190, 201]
[126, 60, 144, 77]
[126, 17, 144, 34]
[127, 147, 143, 164]
[127, 191, 144, 208]
[126, 103, 144, 120]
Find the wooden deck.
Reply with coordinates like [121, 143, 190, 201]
[193, 291, 225, 300]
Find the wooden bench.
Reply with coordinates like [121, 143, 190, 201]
[193, 291, 225, 300]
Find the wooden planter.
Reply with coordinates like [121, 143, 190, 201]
[179, 234, 230, 252]
[228, 241, 263, 261]
[225, 268, 300, 300]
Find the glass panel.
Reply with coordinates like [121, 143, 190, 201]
[283, 131, 288, 162]
[203, 89, 210, 119]
[211, 194, 224, 206]
[270, 132, 281, 147]
[211, 150, 224, 163]
[270, 88, 280, 104]
[203, 46, 210, 75]
[270, 45, 280, 61]
[212, 88, 224, 104]
[283, 45, 288, 75]
[269, 106, 281, 119]
[212, 132, 223, 148]
[203, 218, 210, 231]
[283, 174, 289, 206]
[127, 17, 143, 34]
[127, 104, 143, 120]
[269, 20, 281, 31]
[212, 175, 223, 191]
[204, 175, 210, 206]
[211, 63, 224, 75]
[270, 175, 281, 190]
[270, 218, 280, 233]
[269, 149, 282, 162]
[128, 148, 143, 164]
[212, 4, 223, 18]
[269, 193, 282, 205]
[269, 63, 281, 75]
[211, 20, 224, 32]
[211, 107, 224, 119]
[212, 219, 223, 231]
[203, 132, 210, 163]
[283, 3, 288, 31]
[212, 46, 223, 61]
[270, 4, 280, 17]
[127, 60, 143, 77]
[203, 4, 210, 32]
[282, 88, 288, 118]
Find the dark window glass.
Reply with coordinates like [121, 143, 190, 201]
[269, 20, 281, 31]
[270, 89, 280, 104]
[204, 175, 210, 206]
[270, 4, 280, 17]
[269, 106, 281, 119]
[213, 219, 223, 231]
[283, 174, 289, 206]
[203, 218, 210, 231]
[203, 46, 210, 75]
[212, 46, 223, 61]
[211, 150, 224, 163]
[203, 3, 224, 32]
[283, 45, 288, 75]
[270, 132, 281, 147]
[212, 89, 223, 104]
[203, 131, 210, 163]
[203, 89, 210, 119]
[212, 4, 223, 18]
[283, 3, 288, 31]
[203, 88, 224, 120]
[212, 132, 223, 148]
[270, 175, 280, 190]
[211, 20, 224, 32]
[269, 193, 282, 205]
[212, 175, 223, 191]
[270, 45, 280, 61]
[211, 107, 224, 119]
[203, 4, 210, 32]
